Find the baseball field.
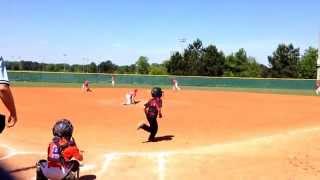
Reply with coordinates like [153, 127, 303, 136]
[1, 86, 320, 179]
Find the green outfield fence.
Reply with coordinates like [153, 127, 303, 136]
[8, 71, 315, 90]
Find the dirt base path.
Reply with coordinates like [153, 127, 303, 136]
[0, 87, 319, 179]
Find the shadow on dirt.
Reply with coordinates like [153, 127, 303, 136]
[9, 166, 96, 180]
[9, 165, 36, 174]
[80, 174, 97, 180]
[154, 135, 174, 142]
[143, 135, 175, 143]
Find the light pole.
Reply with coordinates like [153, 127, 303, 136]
[317, 32, 320, 81]
[82, 57, 85, 73]
[178, 38, 187, 54]
[63, 54, 67, 72]
[96, 57, 100, 73]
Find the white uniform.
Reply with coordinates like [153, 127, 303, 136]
[111, 76, 115, 87]
[124, 93, 134, 105]
[316, 87, 320, 95]
[112, 80, 115, 87]
[173, 80, 181, 90]
[0, 57, 9, 85]
[40, 162, 72, 180]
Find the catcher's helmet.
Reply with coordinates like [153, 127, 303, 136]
[52, 119, 73, 140]
[151, 87, 163, 98]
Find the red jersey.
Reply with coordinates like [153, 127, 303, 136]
[47, 138, 82, 168]
[129, 91, 136, 97]
[83, 80, 89, 87]
[172, 79, 177, 84]
[144, 97, 162, 118]
[129, 89, 138, 97]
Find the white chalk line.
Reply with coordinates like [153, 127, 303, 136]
[93, 152, 170, 180]
[157, 152, 168, 180]
[3, 126, 320, 179]
[0, 144, 45, 161]
[96, 153, 117, 178]
[0, 144, 95, 173]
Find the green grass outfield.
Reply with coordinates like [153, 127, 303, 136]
[10, 81, 317, 96]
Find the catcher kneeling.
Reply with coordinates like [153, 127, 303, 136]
[36, 119, 83, 180]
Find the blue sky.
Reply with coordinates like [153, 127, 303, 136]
[0, 0, 319, 65]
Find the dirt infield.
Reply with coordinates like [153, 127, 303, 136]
[1, 87, 320, 179]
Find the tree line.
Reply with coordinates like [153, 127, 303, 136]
[4, 39, 319, 79]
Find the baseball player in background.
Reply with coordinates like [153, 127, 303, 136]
[316, 80, 320, 95]
[111, 75, 115, 88]
[123, 89, 138, 105]
[172, 78, 181, 91]
[82, 80, 92, 92]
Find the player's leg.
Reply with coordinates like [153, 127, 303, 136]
[137, 121, 151, 132]
[148, 117, 158, 142]
[124, 94, 131, 105]
[130, 96, 133, 104]
[316, 87, 320, 95]
[63, 160, 80, 180]
[175, 83, 181, 90]
[36, 159, 48, 180]
[39, 163, 69, 180]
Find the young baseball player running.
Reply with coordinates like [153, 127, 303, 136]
[36, 119, 83, 180]
[138, 87, 163, 142]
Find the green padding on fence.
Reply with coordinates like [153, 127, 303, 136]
[7, 71, 315, 90]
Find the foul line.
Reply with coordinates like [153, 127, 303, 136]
[0, 144, 45, 161]
[3, 126, 320, 180]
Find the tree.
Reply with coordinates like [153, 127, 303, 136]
[268, 44, 300, 78]
[166, 52, 185, 75]
[99, 60, 118, 73]
[135, 56, 150, 74]
[260, 64, 271, 78]
[116, 64, 136, 74]
[245, 57, 262, 77]
[224, 49, 253, 77]
[88, 62, 97, 73]
[183, 39, 204, 75]
[149, 63, 167, 75]
[298, 47, 318, 79]
[200, 45, 225, 76]
[70, 64, 83, 72]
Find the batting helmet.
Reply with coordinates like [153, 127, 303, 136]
[52, 119, 74, 140]
[151, 87, 163, 98]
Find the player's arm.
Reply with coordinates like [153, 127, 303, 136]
[0, 84, 17, 127]
[144, 102, 149, 116]
[64, 145, 83, 161]
[74, 149, 83, 161]
[158, 108, 162, 118]
[157, 101, 162, 118]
